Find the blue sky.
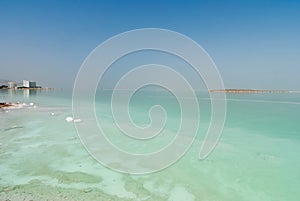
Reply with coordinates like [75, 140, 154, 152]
[0, 0, 299, 90]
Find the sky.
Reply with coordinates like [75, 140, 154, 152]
[0, 0, 299, 90]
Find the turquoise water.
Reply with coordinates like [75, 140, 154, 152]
[0, 89, 300, 200]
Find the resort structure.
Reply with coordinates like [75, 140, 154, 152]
[7, 81, 17, 89]
[23, 80, 37, 88]
[0, 79, 45, 89]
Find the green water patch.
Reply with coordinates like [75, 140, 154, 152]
[123, 176, 156, 200]
[51, 170, 102, 184]
[32, 164, 103, 184]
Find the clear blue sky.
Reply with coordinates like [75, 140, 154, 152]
[0, 0, 299, 90]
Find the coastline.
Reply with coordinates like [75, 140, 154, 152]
[209, 89, 290, 94]
[0, 103, 14, 109]
[0, 88, 56, 90]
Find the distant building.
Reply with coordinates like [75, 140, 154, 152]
[30, 81, 36, 88]
[8, 81, 17, 88]
[23, 80, 29, 87]
[23, 80, 37, 88]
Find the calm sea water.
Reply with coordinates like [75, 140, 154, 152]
[0, 89, 300, 200]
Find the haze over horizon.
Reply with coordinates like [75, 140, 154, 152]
[1, 1, 299, 90]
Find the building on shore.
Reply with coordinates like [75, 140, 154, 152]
[23, 80, 37, 88]
[8, 81, 17, 89]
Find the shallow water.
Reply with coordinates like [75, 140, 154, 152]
[0, 89, 300, 201]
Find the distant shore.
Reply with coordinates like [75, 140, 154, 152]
[0, 87, 55, 90]
[209, 89, 290, 93]
[0, 102, 14, 109]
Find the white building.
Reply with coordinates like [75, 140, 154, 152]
[23, 80, 37, 88]
[23, 80, 29, 88]
[8, 81, 17, 88]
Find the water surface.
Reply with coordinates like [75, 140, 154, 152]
[0, 89, 299, 201]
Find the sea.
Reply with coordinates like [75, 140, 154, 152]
[0, 89, 300, 201]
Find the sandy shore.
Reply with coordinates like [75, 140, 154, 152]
[0, 183, 124, 201]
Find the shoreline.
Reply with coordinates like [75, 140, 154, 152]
[209, 89, 290, 94]
[0, 88, 56, 90]
[0, 102, 14, 109]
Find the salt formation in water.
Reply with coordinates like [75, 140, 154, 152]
[73, 119, 82, 123]
[65, 117, 82, 123]
[65, 117, 73, 122]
